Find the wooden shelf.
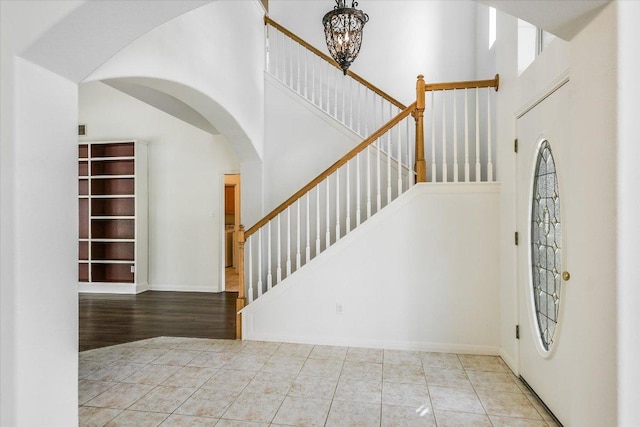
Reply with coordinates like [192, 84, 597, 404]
[91, 263, 134, 283]
[79, 144, 89, 159]
[91, 142, 134, 158]
[92, 198, 135, 216]
[91, 159, 134, 176]
[91, 178, 134, 196]
[91, 218, 134, 240]
[79, 140, 147, 292]
[91, 241, 135, 261]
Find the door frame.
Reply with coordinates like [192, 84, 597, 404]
[514, 75, 571, 425]
[222, 172, 241, 291]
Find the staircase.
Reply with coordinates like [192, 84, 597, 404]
[236, 17, 499, 338]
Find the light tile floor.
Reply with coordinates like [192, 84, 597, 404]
[79, 337, 560, 427]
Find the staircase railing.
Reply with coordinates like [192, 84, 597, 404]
[265, 16, 405, 139]
[236, 103, 416, 336]
[234, 18, 501, 338]
[415, 75, 500, 183]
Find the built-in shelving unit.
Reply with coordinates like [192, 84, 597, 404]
[79, 140, 148, 294]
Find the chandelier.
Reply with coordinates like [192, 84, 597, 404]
[322, 0, 369, 75]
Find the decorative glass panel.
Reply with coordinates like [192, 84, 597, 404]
[531, 140, 561, 351]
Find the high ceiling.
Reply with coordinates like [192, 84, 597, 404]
[478, 0, 611, 40]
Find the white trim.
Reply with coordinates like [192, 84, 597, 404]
[241, 331, 501, 356]
[149, 284, 220, 293]
[78, 281, 148, 294]
[515, 71, 570, 119]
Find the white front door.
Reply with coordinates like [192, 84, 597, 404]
[516, 81, 572, 425]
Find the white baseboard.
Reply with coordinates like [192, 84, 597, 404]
[241, 330, 500, 356]
[149, 284, 222, 293]
[78, 282, 148, 294]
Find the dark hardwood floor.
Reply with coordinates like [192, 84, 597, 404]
[79, 291, 238, 351]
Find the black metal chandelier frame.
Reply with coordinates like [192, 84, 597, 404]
[322, 0, 369, 75]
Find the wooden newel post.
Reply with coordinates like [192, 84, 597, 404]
[236, 225, 246, 339]
[413, 75, 427, 182]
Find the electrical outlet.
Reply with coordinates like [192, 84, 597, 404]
[336, 303, 343, 315]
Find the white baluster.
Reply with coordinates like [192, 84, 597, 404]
[464, 89, 470, 182]
[335, 169, 341, 240]
[475, 89, 481, 182]
[248, 237, 253, 303]
[407, 117, 414, 186]
[296, 200, 301, 270]
[326, 179, 331, 248]
[397, 124, 403, 195]
[346, 162, 351, 234]
[487, 88, 494, 182]
[311, 53, 316, 105]
[356, 152, 362, 226]
[265, 24, 270, 75]
[364, 89, 369, 136]
[289, 36, 293, 89]
[286, 207, 292, 276]
[303, 47, 308, 98]
[387, 131, 392, 204]
[357, 83, 362, 136]
[349, 79, 353, 130]
[453, 90, 459, 182]
[257, 229, 263, 297]
[431, 91, 436, 182]
[334, 69, 339, 119]
[276, 214, 282, 283]
[267, 222, 272, 290]
[316, 184, 321, 255]
[376, 137, 381, 211]
[442, 92, 448, 183]
[342, 76, 346, 125]
[327, 63, 331, 114]
[366, 148, 372, 219]
[296, 42, 301, 94]
[275, 30, 280, 80]
[305, 193, 310, 263]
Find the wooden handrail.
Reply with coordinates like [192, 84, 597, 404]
[245, 101, 417, 238]
[424, 74, 500, 92]
[264, 15, 407, 111]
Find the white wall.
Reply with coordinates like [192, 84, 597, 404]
[243, 183, 501, 353]
[269, 0, 479, 105]
[0, 2, 84, 425]
[263, 74, 361, 212]
[495, 3, 618, 425]
[617, 2, 640, 424]
[1, 2, 256, 424]
[84, 0, 266, 226]
[79, 81, 240, 292]
[564, 7, 617, 423]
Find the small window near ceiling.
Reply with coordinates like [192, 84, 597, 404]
[519, 19, 557, 75]
[518, 19, 537, 74]
[489, 7, 497, 49]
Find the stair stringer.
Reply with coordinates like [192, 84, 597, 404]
[241, 182, 502, 354]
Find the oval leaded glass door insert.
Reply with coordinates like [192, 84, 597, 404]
[531, 140, 561, 351]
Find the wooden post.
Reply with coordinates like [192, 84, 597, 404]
[236, 225, 246, 339]
[414, 75, 427, 182]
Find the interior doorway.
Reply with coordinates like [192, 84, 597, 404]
[224, 174, 241, 292]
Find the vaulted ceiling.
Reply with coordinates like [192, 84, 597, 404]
[478, 0, 611, 40]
